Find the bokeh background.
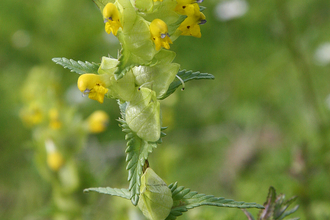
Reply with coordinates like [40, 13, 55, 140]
[1, 0, 330, 219]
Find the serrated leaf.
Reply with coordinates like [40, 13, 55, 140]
[165, 182, 264, 220]
[52, 57, 99, 74]
[259, 186, 276, 220]
[83, 187, 130, 199]
[277, 205, 299, 220]
[118, 118, 158, 206]
[159, 69, 215, 100]
[258, 187, 299, 220]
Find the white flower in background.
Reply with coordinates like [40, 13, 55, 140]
[214, 0, 249, 21]
[314, 42, 330, 66]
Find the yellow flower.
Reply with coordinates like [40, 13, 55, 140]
[77, 74, 109, 104]
[175, 0, 196, 15]
[49, 108, 62, 129]
[103, 3, 123, 36]
[47, 151, 64, 171]
[19, 104, 43, 127]
[87, 110, 109, 133]
[178, 3, 206, 38]
[150, 19, 173, 51]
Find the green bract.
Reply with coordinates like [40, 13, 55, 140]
[125, 87, 161, 142]
[99, 57, 136, 101]
[138, 168, 173, 220]
[132, 50, 180, 98]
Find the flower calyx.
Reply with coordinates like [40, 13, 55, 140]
[77, 74, 109, 104]
[103, 3, 123, 35]
[150, 19, 172, 51]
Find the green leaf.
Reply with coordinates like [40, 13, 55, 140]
[165, 182, 264, 220]
[258, 187, 299, 220]
[83, 187, 130, 199]
[159, 69, 215, 100]
[118, 118, 158, 206]
[52, 57, 99, 74]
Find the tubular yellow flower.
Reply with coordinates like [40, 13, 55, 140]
[77, 74, 109, 104]
[178, 3, 206, 38]
[150, 19, 172, 51]
[103, 3, 122, 36]
[19, 104, 43, 127]
[49, 108, 61, 129]
[87, 110, 109, 133]
[47, 151, 64, 171]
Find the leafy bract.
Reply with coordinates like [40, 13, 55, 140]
[52, 57, 99, 74]
[115, 15, 155, 79]
[118, 117, 158, 206]
[133, 50, 179, 98]
[159, 69, 215, 100]
[166, 182, 264, 220]
[84, 187, 130, 199]
[125, 88, 161, 142]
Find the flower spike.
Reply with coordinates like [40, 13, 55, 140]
[77, 74, 109, 104]
[150, 19, 173, 51]
[103, 3, 122, 36]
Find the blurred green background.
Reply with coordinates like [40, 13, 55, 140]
[1, 0, 330, 219]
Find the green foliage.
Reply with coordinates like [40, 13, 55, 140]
[159, 69, 215, 100]
[243, 186, 299, 220]
[166, 182, 264, 220]
[84, 187, 130, 199]
[52, 57, 100, 75]
[118, 118, 158, 206]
